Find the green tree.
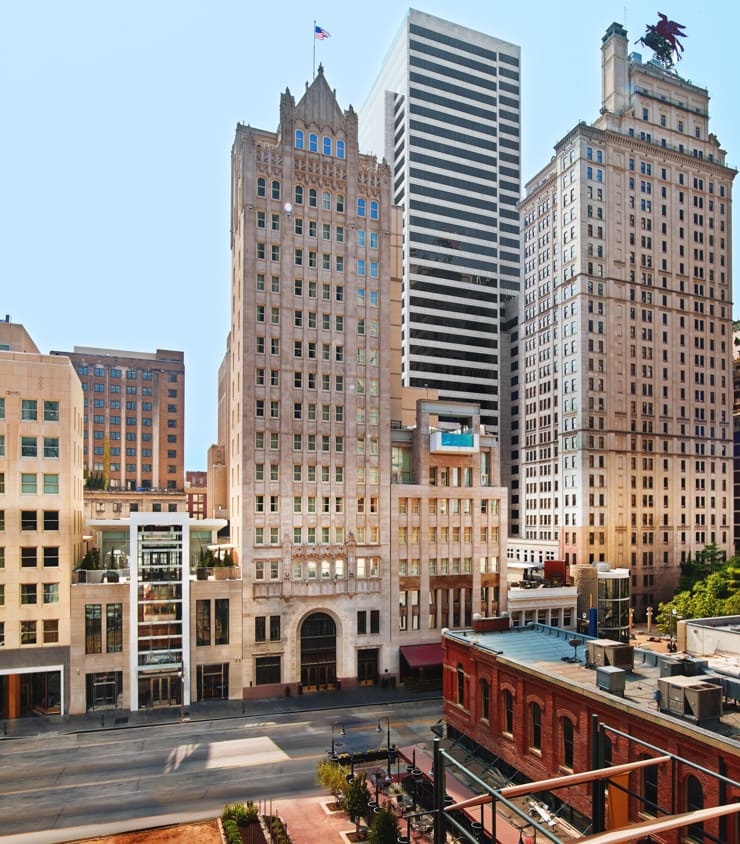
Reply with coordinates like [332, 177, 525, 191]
[345, 772, 371, 835]
[317, 760, 348, 803]
[368, 803, 400, 844]
[657, 555, 739, 629]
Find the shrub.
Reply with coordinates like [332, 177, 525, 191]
[222, 818, 241, 844]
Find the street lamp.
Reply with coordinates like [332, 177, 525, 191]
[331, 721, 346, 757]
[669, 608, 679, 653]
[377, 716, 392, 776]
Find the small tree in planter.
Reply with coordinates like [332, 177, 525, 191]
[317, 759, 349, 806]
[368, 804, 400, 844]
[345, 773, 372, 836]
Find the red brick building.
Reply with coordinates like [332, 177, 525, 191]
[443, 623, 740, 843]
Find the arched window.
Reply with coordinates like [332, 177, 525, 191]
[686, 775, 704, 842]
[641, 755, 659, 816]
[257, 177, 266, 197]
[530, 702, 542, 750]
[358, 198, 366, 217]
[336, 194, 345, 212]
[295, 130, 304, 149]
[561, 718, 574, 769]
[336, 140, 345, 159]
[322, 191, 331, 210]
[370, 200, 379, 220]
[480, 679, 490, 721]
[323, 136, 332, 155]
[309, 133, 318, 153]
[295, 185, 304, 205]
[309, 188, 318, 208]
[271, 180, 281, 200]
[456, 663, 465, 707]
[503, 689, 514, 733]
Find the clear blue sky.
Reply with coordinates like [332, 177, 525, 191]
[2, 1, 737, 469]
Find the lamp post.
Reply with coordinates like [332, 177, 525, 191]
[331, 721, 345, 758]
[377, 716, 392, 777]
[670, 608, 678, 652]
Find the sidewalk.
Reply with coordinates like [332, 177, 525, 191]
[0, 684, 442, 740]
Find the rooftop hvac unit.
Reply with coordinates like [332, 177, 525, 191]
[658, 655, 684, 677]
[683, 656, 709, 676]
[658, 677, 722, 723]
[586, 640, 634, 671]
[596, 666, 626, 697]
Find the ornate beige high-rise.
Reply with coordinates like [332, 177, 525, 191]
[518, 24, 735, 616]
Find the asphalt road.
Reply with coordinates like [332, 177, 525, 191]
[0, 699, 442, 843]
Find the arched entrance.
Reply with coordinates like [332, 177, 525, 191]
[300, 612, 337, 691]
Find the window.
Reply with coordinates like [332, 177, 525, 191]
[255, 656, 281, 685]
[21, 399, 37, 420]
[21, 436, 37, 457]
[456, 663, 465, 707]
[530, 702, 542, 750]
[336, 140, 345, 159]
[43, 474, 59, 494]
[336, 194, 344, 212]
[0, 435, 4, 457]
[295, 129, 304, 149]
[196, 600, 211, 646]
[370, 201, 379, 219]
[480, 679, 490, 721]
[309, 133, 318, 153]
[44, 437, 60, 458]
[20, 620, 36, 645]
[255, 615, 266, 642]
[271, 180, 280, 200]
[642, 756, 659, 816]
[358, 198, 366, 217]
[43, 582, 59, 604]
[44, 510, 59, 530]
[43, 401, 59, 421]
[20, 583, 37, 604]
[323, 137, 331, 156]
[20, 547, 37, 567]
[370, 610, 380, 634]
[21, 473, 37, 494]
[21, 510, 37, 530]
[503, 689, 514, 733]
[85, 604, 102, 654]
[215, 599, 229, 645]
[269, 615, 280, 641]
[43, 619, 59, 644]
[561, 718, 574, 768]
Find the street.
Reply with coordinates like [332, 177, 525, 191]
[0, 699, 442, 842]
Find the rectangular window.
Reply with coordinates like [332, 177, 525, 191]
[43, 582, 59, 604]
[20, 583, 37, 604]
[255, 615, 267, 642]
[21, 510, 37, 530]
[255, 655, 281, 685]
[107, 603, 123, 652]
[43, 546, 59, 567]
[21, 436, 37, 457]
[21, 473, 37, 494]
[43, 511, 59, 530]
[85, 604, 102, 654]
[21, 399, 37, 420]
[215, 598, 229, 645]
[44, 437, 60, 458]
[43, 401, 60, 421]
[269, 615, 280, 641]
[43, 474, 59, 494]
[196, 600, 211, 646]
[20, 620, 36, 645]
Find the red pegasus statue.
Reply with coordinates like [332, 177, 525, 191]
[637, 13, 687, 68]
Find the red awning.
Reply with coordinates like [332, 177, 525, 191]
[400, 643, 443, 669]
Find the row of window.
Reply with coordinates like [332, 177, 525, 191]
[0, 544, 59, 567]
[11, 436, 61, 458]
[399, 497, 500, 515]
[256, 179, 380, 219]
[2, 473, 60, 494]
[399, 556, 499, 575]
[12, 582, 59, 605]
[1, 510, 61, 531]
[3, 619, 59, 646]
[254, 556, 380, 579]
[1, 399, 59, 422]
[77, 366, 175, 381]
[400, 526, 500, 543]
[294, 130, 345, 158]
[85, 603, 123, 654]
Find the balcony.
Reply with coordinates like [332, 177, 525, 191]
[430, 430, 479, 454]
[73, 568, 130, 584]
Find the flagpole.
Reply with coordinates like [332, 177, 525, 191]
[313, 20, 316, 79]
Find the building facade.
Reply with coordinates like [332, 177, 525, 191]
[185, 470, 207, 520]
[0, 321, 84, 717]
[70, 512, 234, 713]
[360, 10, 521, 434]
[518, 24, 735, 615]
[51, 346, 185, 493]
[443, 622, 740, 843]
[228, 68, 396, 694]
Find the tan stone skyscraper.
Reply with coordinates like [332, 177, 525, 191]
[0, 320, 84, 717]
[518, 23, 735, 616]
[227, 68, 394, 694]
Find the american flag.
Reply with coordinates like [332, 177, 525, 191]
[315, 25, 330, 40]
